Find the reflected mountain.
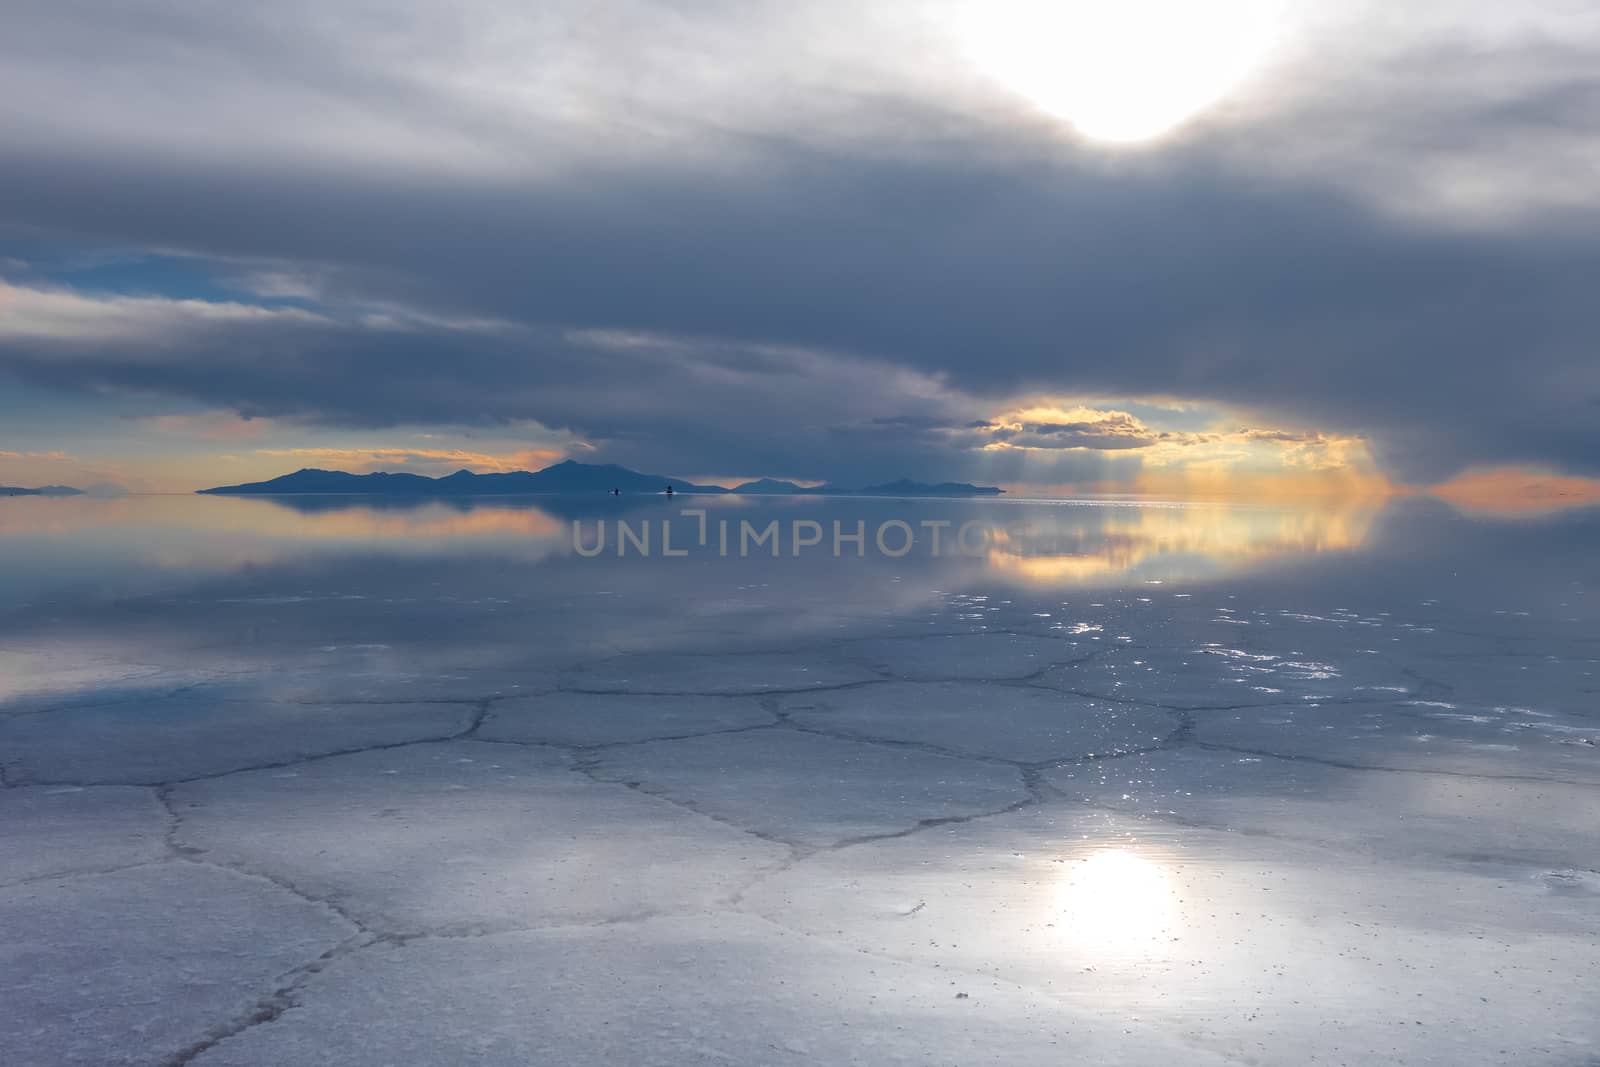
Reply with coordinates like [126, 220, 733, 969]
[157, 492, 1377, 586]
[237, 492, 677, 523]
[0, 491, 1593, 720]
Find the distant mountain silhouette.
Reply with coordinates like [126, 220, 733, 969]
[198, 462, 1003, 498]
[199, 462, 729, 496]
[728, 478, 827, 495]
[0, 485, 85, 497]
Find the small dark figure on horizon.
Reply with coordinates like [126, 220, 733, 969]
[665, 485, 674, 496]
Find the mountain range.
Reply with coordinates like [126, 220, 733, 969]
[0, 485, 85, 497]
[198, 462, 1003, 497]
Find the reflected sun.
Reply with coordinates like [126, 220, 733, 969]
[1055, 849, 1179, 954]
[962, 0, 1281, 143]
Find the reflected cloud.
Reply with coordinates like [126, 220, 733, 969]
[0, 495, 563, 544]
[983, 499, 1376, 586]
[1424, 467, 1600, 518]
[0, 493, 1383, 590]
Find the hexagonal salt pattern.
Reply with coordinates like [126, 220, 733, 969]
[0, 695, 477, 785]
[1188, 700, 1600, 784]
[170, 741, 789, 935]
[1037, 643, 1418, 708]
[780, 681, 1176, 763]
[739, 802, 1600, 1066]
[585, 728, 1029, 847]
[481, 691, 777, 746]
[560, 650, 879, 694]
[1397, 654, 1600, 715]
[0, 786, 169, 887]
[1044, 746, 1600, 872]
[840, 632, 1094, 680]
[187, 914, 1237, 1067]
[0, 864, 354, 1067]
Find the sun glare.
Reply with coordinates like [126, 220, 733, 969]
[962, 0, 1281, 143]
[1055, 849, 1179, 955]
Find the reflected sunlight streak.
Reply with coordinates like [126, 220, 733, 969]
[983, 499, 1376, 587]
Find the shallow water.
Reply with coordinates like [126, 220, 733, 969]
[2, 493, 1597, 1065]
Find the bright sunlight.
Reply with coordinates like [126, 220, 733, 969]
[962, 0, 1281, 143]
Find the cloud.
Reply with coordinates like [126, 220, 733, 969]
[978, 408, 1160, 451]
[2, 1, 1599, 487]
[250, 446, 567, 477]
[140, 412, 274, 443]
[967, 404, 1378, 483]
[0, 448, 136, 491]
[1218, 13, 1600, 226]
[0, 281, 328, 344]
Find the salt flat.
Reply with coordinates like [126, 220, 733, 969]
[1, 494, 1596, 1065]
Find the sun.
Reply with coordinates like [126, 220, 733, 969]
[961, 0, 1281, 143]
[1054, 849, 1180, 956]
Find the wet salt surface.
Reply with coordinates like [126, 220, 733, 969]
[0, 494, 1597, 1065]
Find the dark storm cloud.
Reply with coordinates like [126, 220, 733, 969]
[1, 1, 1598, 484]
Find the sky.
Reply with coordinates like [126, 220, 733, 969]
[1, 0, 1598, 498]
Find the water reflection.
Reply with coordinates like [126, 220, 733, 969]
[983, 499, 1375, 586]
[0, 493, 1378, 589]
[1055, 849, 1180, 958]
[3, 491, 1597, 1066]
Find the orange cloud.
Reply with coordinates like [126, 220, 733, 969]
[252, 446, 567, 475]
[980, 399, 1384, 491]
[0, 450, 139, 491]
